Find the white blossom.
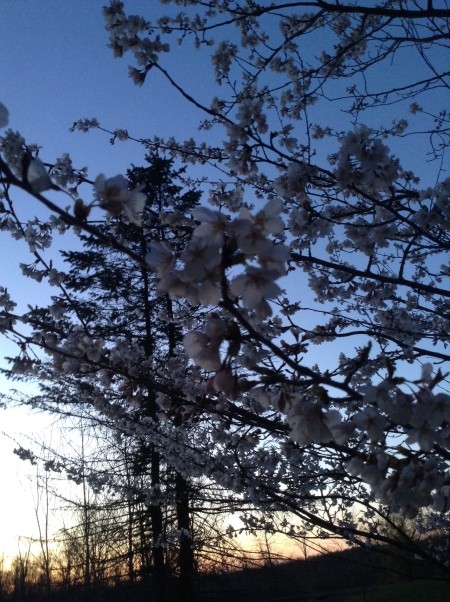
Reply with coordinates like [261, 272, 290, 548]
[181, 237, 222, 281]
[145, 241, 173, 276]
[183, 330, 222, 371]
[27, 157, 53, 193]
[332, 126, 400, 194]
[353, 406, 388, 443]
[51, 153, 81, 187]
[94, 174, 146, 225]
[230, 267, 282, 317]
[192, 206, 228, 245]
[287, 396, 334, 446]
[0, 129, 26, 176]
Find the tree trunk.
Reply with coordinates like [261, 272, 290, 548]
[150, 447, 166, 602]
[176, 471, 195, 602]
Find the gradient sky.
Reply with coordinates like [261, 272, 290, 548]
[0, 0, 231, 562]
[0, 0, 190, 561]
[0, 0, 447, 562]
[1, 1, 215, 168]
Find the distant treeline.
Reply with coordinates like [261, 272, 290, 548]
[1, 543, 447, 602]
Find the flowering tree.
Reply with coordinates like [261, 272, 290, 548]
[1, 0, 449, 578]
[9, 154, 206, 595]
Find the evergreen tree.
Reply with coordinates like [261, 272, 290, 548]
[27, 154, 201, 599]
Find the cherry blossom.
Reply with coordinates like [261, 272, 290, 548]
[229, 267, 282, 319]
[183, 330, 222, 372]
[26, 157, 54, 193]
[0, 0, 449, 575]
[94, 174, 146, 224]
[145, 240, 174, 276]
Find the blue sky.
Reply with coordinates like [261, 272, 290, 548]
[0, 0, 447, 562]
[0, 0, 228, 561]
[0, 0, 167, 560]
[1, 1, 445, 200]
[1, 1, 209, 174]
[2, 1, 444, 175]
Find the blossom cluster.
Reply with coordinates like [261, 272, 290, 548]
[94, 174, 146, 225]
[1, 0, 449, 569]
[282, 366, 450, 516]
[330, 125, 400, 195]
[148, 198, 288, 319]
[103, 0, 169, 82]
[0, 216, 53, 253]
[0, 102, 146, 224]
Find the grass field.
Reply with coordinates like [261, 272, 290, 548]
[343, 578, 450, 602]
